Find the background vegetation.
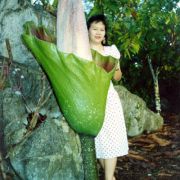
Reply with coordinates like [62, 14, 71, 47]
[32, 0, 180, 113]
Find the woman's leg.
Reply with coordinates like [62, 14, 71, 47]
[99, 159, 105, 169]
[104, 158, 117, 180]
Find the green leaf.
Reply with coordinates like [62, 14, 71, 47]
[165, 17, 170, 24]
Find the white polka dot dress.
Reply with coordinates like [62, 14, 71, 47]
[95, 45, 129, 159]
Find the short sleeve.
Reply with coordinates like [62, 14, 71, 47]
[110, 45, 121, 69]
[110, 45, 121, 59]
[103, 44, 121, 70]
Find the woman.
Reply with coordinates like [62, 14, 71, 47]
[87, 15, 129, 180]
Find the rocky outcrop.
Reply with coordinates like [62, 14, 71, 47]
[115, 85, 163, 137]
[0, 63, 84, 180]
[0, 0, 56, 67]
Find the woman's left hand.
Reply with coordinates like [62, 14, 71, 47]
[113, 69, 122, 81]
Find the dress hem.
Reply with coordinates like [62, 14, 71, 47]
[96, 150, 129, 159]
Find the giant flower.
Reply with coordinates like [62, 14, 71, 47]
[22, 22, 118, 136]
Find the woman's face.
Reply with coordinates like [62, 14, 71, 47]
[88, 21, 106, 45]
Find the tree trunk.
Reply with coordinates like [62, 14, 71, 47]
[148, 56, 161, 114]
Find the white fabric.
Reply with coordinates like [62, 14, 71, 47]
[95, 45, 129, 159]
[104, 44, 121, 59]
[104, 45, 120, 69]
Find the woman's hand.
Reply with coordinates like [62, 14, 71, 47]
[113, 69, 122, 81]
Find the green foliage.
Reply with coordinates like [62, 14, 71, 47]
[88, 0, 180, 109]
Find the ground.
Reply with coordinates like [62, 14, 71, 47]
[99, 113, 180, 180]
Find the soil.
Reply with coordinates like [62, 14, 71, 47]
[99, 113, 180, 180]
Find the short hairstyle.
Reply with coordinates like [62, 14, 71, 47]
[87, 14, 108, 45]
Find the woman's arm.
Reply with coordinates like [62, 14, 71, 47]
[113, 68, 122, 81]
[110, 45, 122, 81]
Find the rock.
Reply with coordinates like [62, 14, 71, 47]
[115, 85, 164, 137]
[0, 64, 84, 180]
[0, 0, 56, 67]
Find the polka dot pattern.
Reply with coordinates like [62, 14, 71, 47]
[95, 45, 129, 159]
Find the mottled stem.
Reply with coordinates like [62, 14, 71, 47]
[79, 135, 99, 180]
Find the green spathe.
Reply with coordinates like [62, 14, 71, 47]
[22, 31, 117, 136]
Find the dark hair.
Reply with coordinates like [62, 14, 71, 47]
[87, 14, 108, 46]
